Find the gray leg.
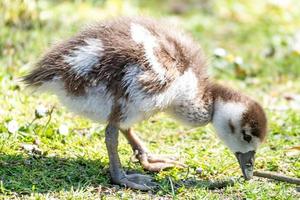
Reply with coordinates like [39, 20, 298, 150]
[122, 128, 186, 172]
[105, 124, 157, 190]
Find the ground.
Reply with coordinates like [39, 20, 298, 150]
[0, 0, 299, 199]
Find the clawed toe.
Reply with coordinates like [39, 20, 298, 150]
[138, 153, 187, 172]
[148, 154, 187, 167]
[147, 154, 178, 162]
[119, 174, 158, 191]
[126, 173, 153, 184]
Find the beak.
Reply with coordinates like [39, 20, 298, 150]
[235, 151, 255, 180]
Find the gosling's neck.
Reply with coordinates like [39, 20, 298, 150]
[168, 84, 214, 127]
[169, 82, 246, 127]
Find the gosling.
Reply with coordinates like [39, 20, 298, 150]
[23, 17, 267, 191]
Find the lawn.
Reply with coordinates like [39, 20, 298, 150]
[0, 0, 299, 199]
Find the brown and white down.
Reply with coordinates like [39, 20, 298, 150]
[23, 17, 267, 190]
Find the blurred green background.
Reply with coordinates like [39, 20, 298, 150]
[0, 0, 299, 199]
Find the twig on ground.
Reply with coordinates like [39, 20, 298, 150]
[254, 171, 300, 185]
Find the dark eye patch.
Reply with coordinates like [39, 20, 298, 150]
[243, 132, 252, 143]
[251, 127, 260, 137]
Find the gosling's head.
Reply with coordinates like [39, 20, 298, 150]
[210, 84, 267, 180]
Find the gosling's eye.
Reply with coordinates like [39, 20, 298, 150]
[251, 128, 260, 137]
[243, 132, 252, 143]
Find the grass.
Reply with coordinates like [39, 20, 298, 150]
[0, 0, 300, 199]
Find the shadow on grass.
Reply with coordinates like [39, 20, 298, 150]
[175, 178, 235, 190]
[0, 153, 111, 194]
[0, 153, 234, 195]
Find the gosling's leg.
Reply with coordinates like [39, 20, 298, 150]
[105, 123, 157, 190]
[122, 128, 186, 172]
